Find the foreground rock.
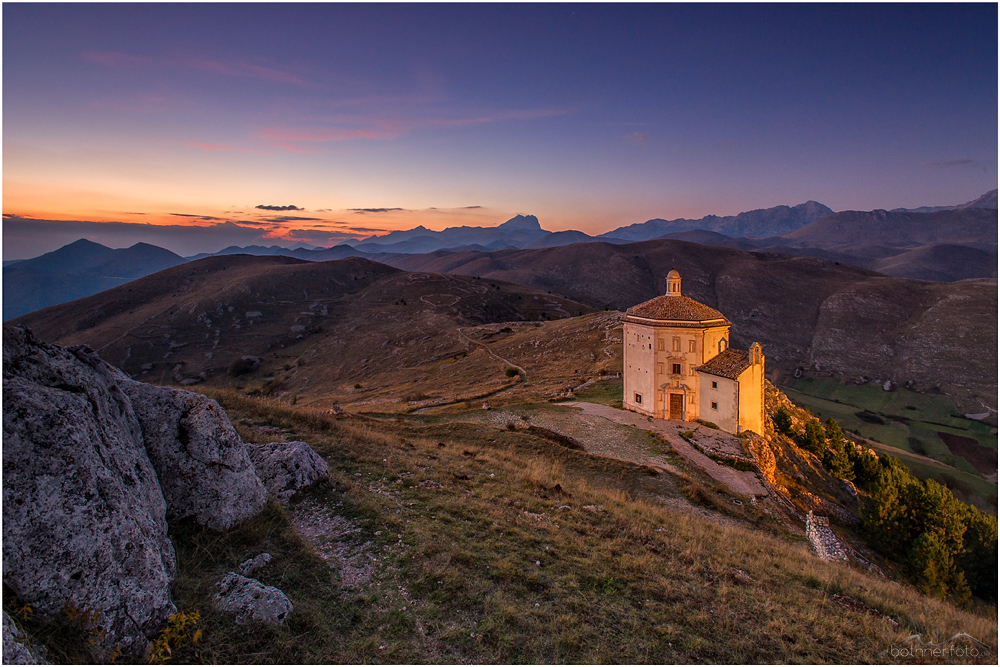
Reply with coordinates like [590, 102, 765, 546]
[124, 381, 267, 530]
[2, 328, 177, 659]
[214, 573, 293, 625]
[248, 441, 329, 503]
[3, 612, 48, 665]
[2, 326, 272, 659]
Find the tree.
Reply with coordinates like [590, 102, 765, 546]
[772, 407, 792, 435]
[823, 442, 854, 481]
[824, 417, 843, 444]
[861, 463, 920, 559]
[798, 419, 826, 455]
[957, 506, 998, 601]
[906, 531, 967, 601]
[848, 447, 881, 489]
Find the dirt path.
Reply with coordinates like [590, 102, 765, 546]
[456, 326, 527, 379]
[563, 402, 770, 497]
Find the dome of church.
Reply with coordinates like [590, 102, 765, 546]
[626, 295, 729, 323]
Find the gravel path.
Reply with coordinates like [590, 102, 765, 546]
[564, 402, 770, 497]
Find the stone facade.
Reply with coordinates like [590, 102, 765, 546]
[623, 271, 765, 435]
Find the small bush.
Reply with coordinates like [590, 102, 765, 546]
[505, 367, 520, 378]
[695, 419, 720, 430]
[227, 358, 257, 377]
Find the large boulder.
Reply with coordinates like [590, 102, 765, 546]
[248, 441, 329, 503]
[2, 327, 177, 659]
[214, 572, 292, 625]
[123, 381, 267, 530]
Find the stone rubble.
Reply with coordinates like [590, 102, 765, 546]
[806, 511, 848, 562]
[214, 572, 292, 625]
[239, 553, 273, 577]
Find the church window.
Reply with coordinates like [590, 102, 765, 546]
[719, 339, 728, 353]
[657, 363, 664, 375]
[635, 393, 643, 404]
[711, 401, 718, 410]
[672, 363, 681, 375]
[672, 338, 681, 351]
[689, 340, 696, 352]
[658, 340, 665, 351]
[711, 381, 718, 389]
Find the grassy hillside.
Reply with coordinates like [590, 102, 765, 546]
[126, 395, 1000, 661]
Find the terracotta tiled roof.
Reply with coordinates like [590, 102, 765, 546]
[695, 348, 751, 379]
[625, 295, 729, 323]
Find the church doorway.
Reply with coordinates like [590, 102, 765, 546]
[669, 394, 683, 420]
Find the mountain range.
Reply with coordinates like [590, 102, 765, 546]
[12, 241, 996, 416]
[4, 191, 996, 320]
[2, 239, 185, 320]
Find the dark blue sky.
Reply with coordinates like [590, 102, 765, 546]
[4, 3, 997, 255]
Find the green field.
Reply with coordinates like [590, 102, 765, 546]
[781, 378, 997, 506]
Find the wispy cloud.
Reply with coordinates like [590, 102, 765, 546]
[255, 204, 302, 211]
[920, 159, 975, 167]
[256, 108, 566, 152]
[170, 213, 226, 221]
[349, 207, 405, 214]
[188, 58, 307, 85]
[82, 50, 307, 85]
[258, 215, 323, 223]
[186, 141, 261, 154]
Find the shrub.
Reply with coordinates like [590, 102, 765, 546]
[227, 357, 257, 377]
[695, 419, 720, 430]
[505, 367, 520, 378]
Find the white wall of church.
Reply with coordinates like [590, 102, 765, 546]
[699, 374, 739, 433]
[737, 351, 765, 435]
[623, 323, 656, 416]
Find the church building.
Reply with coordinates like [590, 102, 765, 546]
[622, 270, 765, 435]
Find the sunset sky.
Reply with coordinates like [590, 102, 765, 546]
[4, 4, 997, 258]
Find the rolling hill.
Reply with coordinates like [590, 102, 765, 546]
[375, 239, 998, 413]
[11, 255, 604, 412]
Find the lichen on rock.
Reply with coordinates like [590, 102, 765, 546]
[2, 327, 177, 660]
[122, 379, 267, 530]
[248, 440, 329, 503]
[214, 572, 292, 625]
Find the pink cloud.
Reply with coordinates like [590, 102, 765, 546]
[82, 50, 307, 85]
[185, 141, 261, 154]
[188, 59, 308, 86]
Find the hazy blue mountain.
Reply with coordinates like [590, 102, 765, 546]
[347, 214, 552, 253]
[601, 201, 834, 241]
[3, 239, 185, 320]
[891, 189, 998, 213]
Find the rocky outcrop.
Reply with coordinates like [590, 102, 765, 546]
[248, 441, 329, 503]
[214, 573, 292, 625]
[3, 326, 272, 659]
[123, 381, 267, 530]
[2, 328, 177, 659]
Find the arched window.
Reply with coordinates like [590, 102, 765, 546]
[718, 339, 728, 353]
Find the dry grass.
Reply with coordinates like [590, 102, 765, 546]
[155, 391, 997, 664]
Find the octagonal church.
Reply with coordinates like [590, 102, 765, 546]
[623, 270, 765, 435]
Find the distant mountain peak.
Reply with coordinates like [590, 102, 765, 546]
[498, 214, 542, 231]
